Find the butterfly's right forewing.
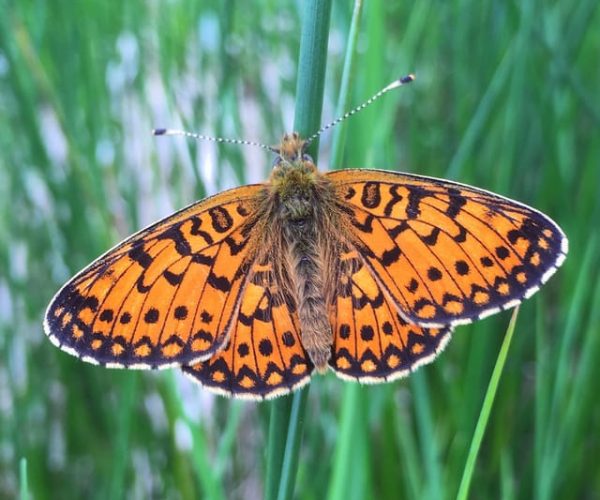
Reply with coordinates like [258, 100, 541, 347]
[44, 185, 264, 368]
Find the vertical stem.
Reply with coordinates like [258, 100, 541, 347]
[456, 307, 520, 500]
[327, 3, 365, 497]
[19, 457, 28, 500]
[330, 0, 364, 170]
[264, 2, 332, 500]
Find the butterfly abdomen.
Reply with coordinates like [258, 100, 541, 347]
[282, 220, 331, 372]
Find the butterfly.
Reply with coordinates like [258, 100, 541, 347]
[44, 132, 568, 399]
[44, 78, 568, 400]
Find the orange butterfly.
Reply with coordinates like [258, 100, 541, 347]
[44, 77, 568, 400]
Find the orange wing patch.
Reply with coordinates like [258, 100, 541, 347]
[328, 170, 568, 327]
[329, 247, 452, 381]
[183, 261, 313, 399]
[44, 185, 263, 368]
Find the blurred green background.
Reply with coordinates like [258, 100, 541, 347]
[1, 0, 598, 498]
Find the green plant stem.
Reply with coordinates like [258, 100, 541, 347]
[276, 391, 310, 500]
[328, 384, 361, 500]
[411, 371, 443, 500]
[456, 307, 520, 500]
[330, 0, 364, 170]
[19, 457, 28, 500]
[327, 3, 365, 497]
[264, 2, 332, 500]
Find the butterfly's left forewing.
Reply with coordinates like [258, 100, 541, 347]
[327, 169, 568, 327]
[44, 185, 264, 368]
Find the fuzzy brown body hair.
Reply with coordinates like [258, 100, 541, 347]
[248, 133, 348, 372]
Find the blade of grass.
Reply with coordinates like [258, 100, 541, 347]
[446, 41, 514, 179]
[456, 306, 520, 500]
[537, 233, 599, 499]
[328, 384, 360, 500]
[265, 2, 332, 500]
[19, 457, 28, 500]
[265, 397, 295, 500]
[276, 390, 310, 500]
[163, 373, 226, 500]
[326, 4, 366, 498]
[411, 371, 444, 500]
[108, 373, 139, 500]
[393, 396, 424, 499]
[329, 0, 364, 170]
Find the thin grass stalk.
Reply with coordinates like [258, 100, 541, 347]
[265, 2, 333, 499]
[411, 371, 443, 500]
[327, 3, 365, 497]
[329, 0, 364, 171]
[19, 457, 28, 500]
[538, 234, 598, 498]
[456, 307, 520, 500]
[108, 373, 139, 499]
[165, 373, 226, 500]
[327, 384, 360, 500]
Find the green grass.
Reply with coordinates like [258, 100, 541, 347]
[1, 0, 598, 498]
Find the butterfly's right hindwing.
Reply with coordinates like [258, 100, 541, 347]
[183, 260, 314, 399]
[328, 245, 452, 381]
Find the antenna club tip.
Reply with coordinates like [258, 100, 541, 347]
[400, 74, 415, 84]
[153, 128, 167, 136]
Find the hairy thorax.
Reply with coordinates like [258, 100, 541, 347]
[260, 133, 341, 371]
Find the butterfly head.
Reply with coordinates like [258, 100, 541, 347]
[272, 132, 313, 164]
[270, 132, 317, 181]
[268, 133, 326, 223]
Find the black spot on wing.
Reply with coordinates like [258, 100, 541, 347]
[361, 182, 382, 209]
[207, 272, 232, 292]
[446, 188, 467, 218]
[136, 277, 151, 294]
[383, 185, 403, 216]
[209, 207, 234, 233]
[128, 245, 152, 269]
[381, 246, 401, 265]
[388, 221, 410, 239]
[224, 235, 248, 255]
[407, 185, 430, 218]
[422, 227, 440, 246]
[163, 270, 183, 286]
[191, 252, 214, 265]
[157, 225, 191, 256]
[351, 214, 374, 233]
[190, 216, 214, 245]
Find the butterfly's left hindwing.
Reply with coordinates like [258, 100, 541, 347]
[44, 185, 264, 368]
[327, 169, 568, 327]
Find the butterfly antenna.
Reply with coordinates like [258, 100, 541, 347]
[152, 128, 278, 153]
[304, 74, 415, 146]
